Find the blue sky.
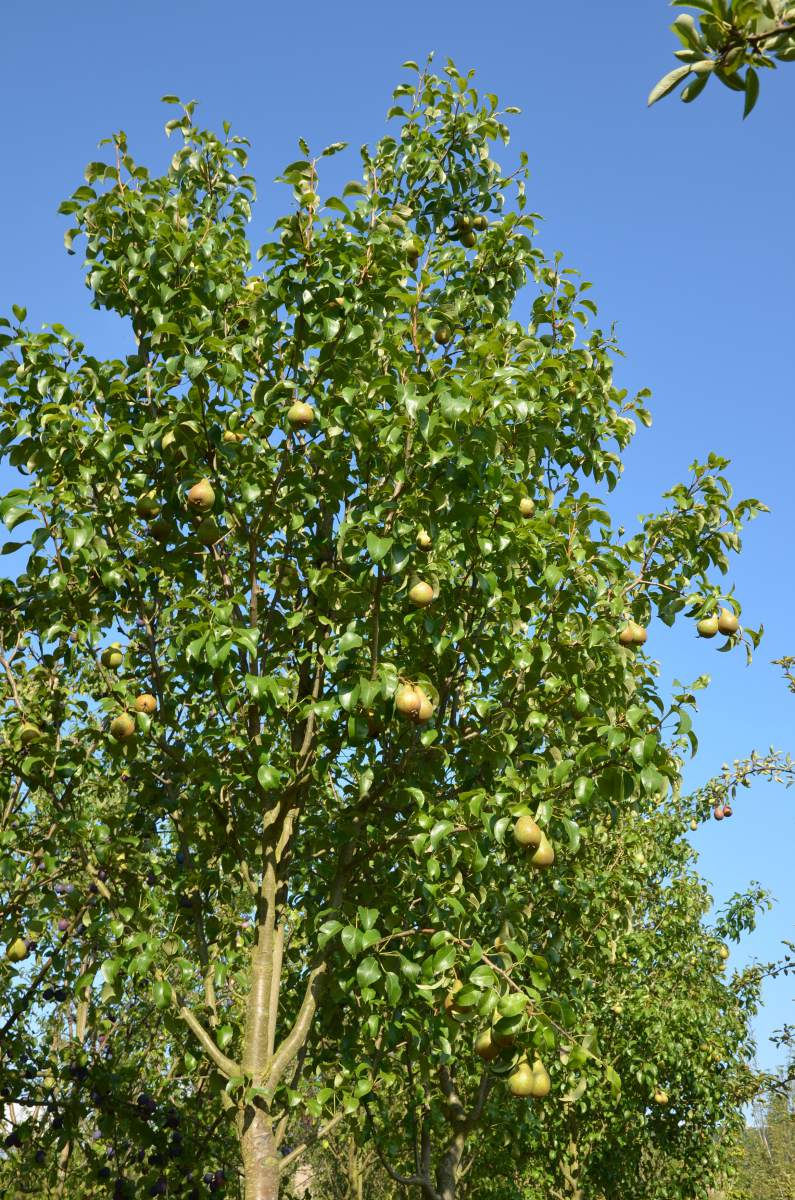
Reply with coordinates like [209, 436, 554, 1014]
[1, 1, 793, 1070]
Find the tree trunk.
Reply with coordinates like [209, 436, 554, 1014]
[435, 1131, 466, 1200]
[240, 1102, 281, 1200]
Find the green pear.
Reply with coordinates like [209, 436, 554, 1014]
[408, 581, 434, 607]
[186, 479, 215, 513]
[110, 713, 136, 742]
[697, 615, 719, 638]
[6, 938, 28, 963]
[717, 608, 739, 635]
[513, 815, 542, 850]
[287, 401, 314, 428]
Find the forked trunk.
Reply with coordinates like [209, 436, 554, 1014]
[240, 1103, 280, 1200]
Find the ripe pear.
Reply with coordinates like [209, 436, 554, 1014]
[513, 815, 542, 850]
[196, 518, 220, 547]
[110, 713, 136, 742]
[134, 694, 157, 716]
[618, 622, 646, 648]
[434, 325, 452, 346]
[454, 214, 472, 233]
[529, 1059, 551, 1098]
[717, 608, 739, 635]
[136, 494, 160, 520]
[530, 832, 555, 869]
[101, 644, 124, 670]
[444, 979, 464, 1014]
[697, 615, 719, 638]
[287, 401, 314, 428]
[653, 1089, 669, 1105]
[6, 938, 28, 963]
[722, 803, 733, 818]
[689, 819, 698, 832]
[472, 215, 488, 231]
[474, 1029, 501, 1062]
[519, 497, 535, 519]
[187, 479, 215, 513]
[718, 944, 730, 961]
[416, 529, 433, 552]
[408, 581, 434, 607]
[222, 429, 245, 444]
[507, 1060, 535, 1097]
[19, 724, 41, 746]
[713, 805, 725, 822]
[395, 684, 422, 719]
[416, 688, 435, 723]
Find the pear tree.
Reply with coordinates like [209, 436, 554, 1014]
[0, 59, 765, 1199]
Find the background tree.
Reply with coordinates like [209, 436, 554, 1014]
[0, 58, 766, 1200]
[650, 0, 795, 115]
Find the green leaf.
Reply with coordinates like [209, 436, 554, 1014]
[573, 776, 593, 803]
[366, 532, 394, 562]
[648, 65, 692, 106]
[356, 956, 381, 987]
[743, 67, 760, 118]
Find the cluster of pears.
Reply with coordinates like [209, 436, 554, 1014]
[395, 683, 435, 723]
[100, 644, 158, 743]
[618, 621, 648, 648]
[696, 608, 739, 639]
[712, 802, 733, 821]
[451, 211, 488, 249]
[513, 815, 555, 869]
[507, 1056, 551, 1099]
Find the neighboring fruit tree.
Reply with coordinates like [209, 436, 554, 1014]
[0, 59, 765, 1199]
[650, 0, 795, 115]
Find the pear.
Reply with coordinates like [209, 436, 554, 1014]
[6, 938, 28, 963]
[110, 713, 136, 742]
[19, 724, 41, 746]
[697, 615, 719, 639]
[444, 979, 464, 1014]
[395, 684, 422, 719]
[222, 429, 245, 444]
[187, 479, 215, 513]
[474, 1029, 501, 1062]
[408, 581, 434, 608]
[134, 694, 157, 716]
[722, 803, 732, 818]
[718, 944, 730, 961]
[519, 497, 535, 519]
[472, 215, 488, 231]
[136, 494, 160, 520]
[150, 519, 171, 543]
[689, 819, 698, 832]
[101, 644, 124, 670]
[454, 215, 472, 233]
[653, 1089, 669, 1105]
[513, 815, 542, 850]
[196, 518, 220, 547]
[416, 529, 433, 553]
[416, 688, 435, 723]
[434, 325, 452, 346]
[507, 1060, 535, 1097]
[713, 804, 725, 822]
[529, 1059, 551, 1098]
[460, 230, 477, 248]
[618, 622, 646, 648]
[287, 401, 314, 428]
[530, 832, 555, 869]
[717, 608, 739, 635]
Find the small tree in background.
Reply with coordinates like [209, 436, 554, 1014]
[650, 0, 795, 115]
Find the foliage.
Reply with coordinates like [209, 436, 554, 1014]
[650, 0, 795, 115]
[0, 57, 768, 1199]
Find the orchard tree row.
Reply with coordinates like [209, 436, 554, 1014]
[0, 57, 774, 1200]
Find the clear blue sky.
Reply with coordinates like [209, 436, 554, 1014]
[1, 1, 792, 1070]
